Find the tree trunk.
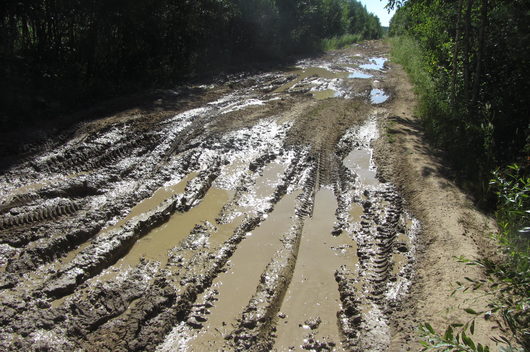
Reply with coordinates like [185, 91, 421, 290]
[463, 0, 474, 105]
[451, 0, 464, 105]
[471, 0, 488, 108]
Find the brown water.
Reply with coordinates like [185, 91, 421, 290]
[58, 173, 198, 268]
[182, 191, 301, 351]
[273, 188, 358, 351]
[254, 162, 288, 199]
[349, 203, 364, 223]
[313, 89, 340, 100]
[114, 173, 197, 228]
[343, 149, 378, 186]
[117, 187, 232, 268]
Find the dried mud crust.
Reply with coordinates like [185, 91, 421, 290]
[1, 40, 430, 351]
[372, 42, 500, 350]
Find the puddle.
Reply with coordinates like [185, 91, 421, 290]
[179, 191, 301, 351]
[360, 57, 387, 71]
[254, 162, 287, 199]
[348, 71, 373, 79]
[370, 89, 389, 104]
[51, 174, 200, 282]
[274, 188, 357, 351]
[115, 187, 232, 268]
[343, 150, 378, 186]
[312, 89, 341, 100]
[349, 203, 364, 223]
[273, 67, 347, 94]
[114, 173, 198, 229]
[238, 162, 288, 214]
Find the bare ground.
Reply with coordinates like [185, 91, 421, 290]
[0, 40, 501, 351]
[373, 40, 500, 351]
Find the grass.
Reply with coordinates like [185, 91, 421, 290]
[387, 36, 440, 119]
[321, 33, 362, 51]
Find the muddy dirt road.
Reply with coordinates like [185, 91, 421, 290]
[0, 41, 461, 351]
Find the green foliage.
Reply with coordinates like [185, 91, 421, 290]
[419, 321, 493, 352]
[389, 2, 529, 349]
[387, 0, 530, 202]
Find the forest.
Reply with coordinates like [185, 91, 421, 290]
[0, 0, 381, 129]
[389, 0, 529, 198]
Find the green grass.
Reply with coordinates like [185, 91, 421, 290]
[321, 33, 362, 51]
[389, 35, 494, 198]
[388, 36, 440, 118]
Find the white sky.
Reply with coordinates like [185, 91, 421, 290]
[358, 0, 396, 27]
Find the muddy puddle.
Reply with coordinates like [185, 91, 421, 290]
[0, 43, 418, 352]
[117, 187, 232, 268]
[274, 188, 357, 351]
[116, 173, 198, 228]
[344, 149, 378, 186]
[370, 88, 389, 104]
[161, 191, 301, 351]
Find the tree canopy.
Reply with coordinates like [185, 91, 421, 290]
[389, 0, 530, 195]
[0, 0, 382, 128]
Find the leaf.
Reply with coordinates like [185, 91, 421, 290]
[462, 334, 476, 349]
[499, 336, 511, 344]
[444, 325, 454, 341]
[470, 320, 475, 335]
[424, 322, 435, 334]
[464, 308, 478, 315]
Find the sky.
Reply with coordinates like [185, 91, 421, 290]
[358, 0, 396, 27]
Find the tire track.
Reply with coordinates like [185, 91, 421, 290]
[0, 43, 419, 352]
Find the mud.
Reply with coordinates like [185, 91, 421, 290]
[0, 41, 420, 351]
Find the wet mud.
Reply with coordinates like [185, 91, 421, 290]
[0, 41, 417, 351]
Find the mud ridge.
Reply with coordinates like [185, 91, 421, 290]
[227, 163, 316, 351]
[43, 166, 221, 299]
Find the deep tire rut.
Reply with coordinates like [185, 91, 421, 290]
[0, 42, 419, 351]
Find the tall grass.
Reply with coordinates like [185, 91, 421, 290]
[389, 36, 497, 200]
[321, 33, 361, 51]
[387, 36, 447, 128]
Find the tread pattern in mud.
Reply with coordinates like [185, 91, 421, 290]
[0, 45, 418, 352]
